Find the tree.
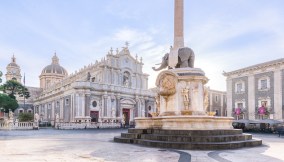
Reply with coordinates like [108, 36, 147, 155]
[0, 93, 19, 113]
[18, 113, 33, 122]
[0, 80, 30, 99]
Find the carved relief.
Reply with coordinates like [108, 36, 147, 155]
[159, 74, 176, 97]
[182, 88, 190, 110]
[203, 87, 209, 111]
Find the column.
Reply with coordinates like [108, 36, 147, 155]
[209, 91, 213, 112]
[103, 95, 108, 117]
[227, 78, 233, 117]
[76, 94, 80, 117]
[116, 95, 121, 117]
[85, 94, 90, 117]
[274, 69, 282, 120]
[221, 94, 224, 116]
[174, 0, 184, 48]
[248, 74, 255, 120]
[71, 94, 74, 122]
[60, 98, 64, 119]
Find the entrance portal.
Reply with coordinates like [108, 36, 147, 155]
[90, 111, 99, 122]
[122, 109, 130, 126]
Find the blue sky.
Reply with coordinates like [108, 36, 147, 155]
[0, 0, 284, 91]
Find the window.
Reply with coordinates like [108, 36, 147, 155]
[237, 103, 243, 108]
[148, 106, 151, 111]
[28, 110, 32, 113]
[65, 99, 69, 106]
[261, 101, 267, 107]
[92, 101, 97, 107]
[258, 77, 270, 91]
[56, 101, 60, 107]
[236, 83, 242, 93]
[260, 79, 267, 89]
[215, 96, 218, 102]
[19, 110, 23, 113]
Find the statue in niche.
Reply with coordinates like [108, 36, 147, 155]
[123, 71, 130, 87]
[182, 88, 190, 110]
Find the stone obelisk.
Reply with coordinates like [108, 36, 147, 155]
[169, 0, 184, 68]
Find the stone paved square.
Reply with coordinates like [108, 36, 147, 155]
[1, 129, 284, 162]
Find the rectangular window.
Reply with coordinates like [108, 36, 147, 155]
[260, 79, 267, 89]
[237, 103, 243, 108]
[237, 83, 242, 92]
[215, 95, 218, 102]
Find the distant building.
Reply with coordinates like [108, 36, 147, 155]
[207, 88, 227, 117]
[223, 58, 284, 121]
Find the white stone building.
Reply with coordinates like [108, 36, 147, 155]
[223, 58, 284, 121]
[33, 45, 156, 125]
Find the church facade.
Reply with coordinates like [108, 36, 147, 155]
[32, 45, 156, 125]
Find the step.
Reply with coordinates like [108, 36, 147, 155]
[140, 134, 252, 143]
[121, 133, 141, 139]
[151, 129, 243, 136]
[135, 139, 262, 150]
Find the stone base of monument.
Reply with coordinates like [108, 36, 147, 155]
[114, 68, 262, 149]
[114, 128, 262, 150]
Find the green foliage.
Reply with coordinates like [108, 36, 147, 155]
[18, 113, 33, 122]
[0, 93, 19, 113]
[0, 80, 30, 99]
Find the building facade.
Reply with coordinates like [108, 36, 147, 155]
[223, 58, 284, 121]
[207, 88, 227, 116]
[33, 45, 155, 125]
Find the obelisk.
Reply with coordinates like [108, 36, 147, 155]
[169, 0, 184, 68]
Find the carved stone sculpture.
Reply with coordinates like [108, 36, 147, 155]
[152, 47, 195, 71]
[182, 88, 190, 110]
[203, 88, 209, 111]
[34, 113, 39, 122]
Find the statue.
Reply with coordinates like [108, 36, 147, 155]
[9, 110, 14, 121]
[55, 113, 59, 122]
[87, 72, 91, 81]
[34, 113, 39, 122]
[152, 47, 195, 71]
[182, 88, 190, 110]
[123, 72, 130, 87]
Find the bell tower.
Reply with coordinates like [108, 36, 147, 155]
[6, 55, 22, 83]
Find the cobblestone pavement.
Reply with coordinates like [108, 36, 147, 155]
[0, 129, 284, 162]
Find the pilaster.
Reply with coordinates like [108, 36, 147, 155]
[227, 78, 233, 117]
[274, 69, 282, 120]
[248, 74, 255, 120]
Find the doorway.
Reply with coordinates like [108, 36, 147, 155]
[90, 111, 99, 122]
[122, 109, 130, 126]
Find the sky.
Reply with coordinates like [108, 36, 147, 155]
[0, 0, 284, 91]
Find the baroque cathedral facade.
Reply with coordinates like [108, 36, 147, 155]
[5, 44, 156, 126]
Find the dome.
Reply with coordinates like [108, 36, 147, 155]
[41, 53, 68, 76]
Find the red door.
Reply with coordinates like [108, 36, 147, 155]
[122, 109, 130, 125]
[90, 111, 99, 122]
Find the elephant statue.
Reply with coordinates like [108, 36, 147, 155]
[152, 47, 195, 71]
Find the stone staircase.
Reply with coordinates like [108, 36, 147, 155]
[114, 128, 262, 150]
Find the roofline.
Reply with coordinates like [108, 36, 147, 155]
[223, 58, 284, 76]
